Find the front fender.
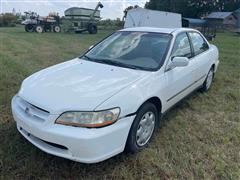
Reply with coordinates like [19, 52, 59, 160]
[95, 71, 167, 118]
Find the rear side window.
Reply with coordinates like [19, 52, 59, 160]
[189, 32, 209, 56]
[171, 33, 192, 58]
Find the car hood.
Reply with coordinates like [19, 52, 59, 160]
[19, 58, 148, 114]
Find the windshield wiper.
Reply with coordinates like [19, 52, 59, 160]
[81, 55, 95, 61]
[95, 59, 141, 70]
[81, 56, 148, 70]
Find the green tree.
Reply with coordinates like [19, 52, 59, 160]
[0, 13, 17, 27]
[145, 0, 240, 18]
[216, 0, 240, 11]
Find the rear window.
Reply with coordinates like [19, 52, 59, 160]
[189, 32, 209, 56]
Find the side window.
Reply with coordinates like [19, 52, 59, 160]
[189, 32, 209, 56]
[171, 33, 192, 58]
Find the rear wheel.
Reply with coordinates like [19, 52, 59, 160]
[25, 24, 34, 32]
[88, 24, 97, 34]
[201, 67, 214, 92]
[53, 25, 61, 33]
[125, 103, 158, 153]
[35, 25, 43, 33]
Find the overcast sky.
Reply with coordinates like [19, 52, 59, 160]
[1, 0, 148, 19]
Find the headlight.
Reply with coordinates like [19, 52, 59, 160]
[55, 108, 120, 128]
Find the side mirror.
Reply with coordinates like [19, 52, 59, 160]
[168, 57, 189, 70]
[89, 45, 94, 50]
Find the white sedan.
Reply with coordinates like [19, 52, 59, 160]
[12, 27, 219, 163]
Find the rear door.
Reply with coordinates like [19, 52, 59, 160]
[188, 32, 211, 83]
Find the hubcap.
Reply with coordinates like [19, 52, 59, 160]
[36, 26, 43, 33]
[206, 70, 213, 90]
[55, 27, 60, 32]
[136, 111, 155, 147]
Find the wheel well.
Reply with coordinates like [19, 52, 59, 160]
[141, 97, 162, 114]
[211, 64, 215, 71]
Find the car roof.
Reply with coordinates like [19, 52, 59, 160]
[119, 27, 196, 35]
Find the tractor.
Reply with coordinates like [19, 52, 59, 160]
[22, 11, 61, 33]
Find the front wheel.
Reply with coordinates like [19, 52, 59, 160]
[25, 24, 34, 32]
[125, 103, 158, 153]
[201, 67, 214, 92]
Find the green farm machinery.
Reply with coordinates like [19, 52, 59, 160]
[62, 2, 104, 34]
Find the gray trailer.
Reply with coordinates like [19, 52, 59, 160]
[62, 2, 103, 34]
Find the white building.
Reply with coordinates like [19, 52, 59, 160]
[124, 7, 182, 29]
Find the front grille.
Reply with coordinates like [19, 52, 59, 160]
[15, 96, 50, 123]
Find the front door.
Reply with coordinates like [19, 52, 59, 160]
[163, 32, 196, 110]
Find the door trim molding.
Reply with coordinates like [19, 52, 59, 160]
[167, 74, 206, 102]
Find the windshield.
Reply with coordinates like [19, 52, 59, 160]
[82, 31, 172, 71]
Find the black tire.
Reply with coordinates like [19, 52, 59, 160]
[44, 24, 52, 32]
[125, 103, 158, 153]
[53, 25, 61, 33]
[201, 67, 214, 92]
[25, 24, 34, 32]
[88, 24, 97, 34]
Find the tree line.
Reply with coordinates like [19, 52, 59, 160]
[145, 0, 240, 18]
[0, 13, 19, 27]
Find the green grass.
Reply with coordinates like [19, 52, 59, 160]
[0, 27, 239, 179]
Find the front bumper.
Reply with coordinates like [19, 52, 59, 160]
[12, 96, 135, 163]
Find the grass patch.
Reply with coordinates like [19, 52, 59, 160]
[0, 27, 239, 179]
